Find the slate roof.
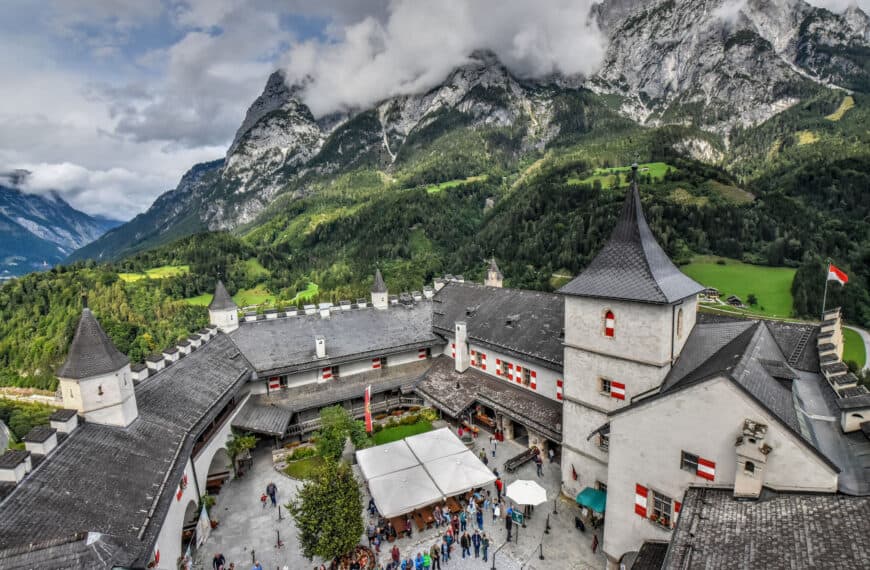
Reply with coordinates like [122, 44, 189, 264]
[0, 532, 124, 570]
[228, 303, 438, 376]
[416, 356, 562, 441]
[664, 487, 870, 570]
[231, 399, 293, 436]
[0, 333, 252, 568]
[371, 269, 387, 293]
[631, 541, 669, 570]
[208, 280, 237, 311]
[49, 409, 77, 422]
[558, 177, 703, 304]
[56, 309, 129, 379]
[432, 282, 563, 370]
[0, 450, 28, 469]
[23, 426, 55, 443]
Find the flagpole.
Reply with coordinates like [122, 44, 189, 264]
[821, 258, 831, 319]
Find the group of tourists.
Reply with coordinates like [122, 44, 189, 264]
[382, 529, 492, 570]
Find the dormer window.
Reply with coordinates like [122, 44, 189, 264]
[604, 310, 615, 338]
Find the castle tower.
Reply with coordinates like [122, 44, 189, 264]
[557, 166, 703, 496]
[371, 269, 388, 310]
[208, 280, 239, 333]
[485, 258, 503, 288]
[57, 304, 138, 427]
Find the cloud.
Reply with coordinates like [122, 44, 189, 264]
[281, 0, 606, 117]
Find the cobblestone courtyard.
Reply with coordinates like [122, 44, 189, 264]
[196, 424, 606, 569]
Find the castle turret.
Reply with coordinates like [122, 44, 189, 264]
[371, 269, 388, 310]
[57, 304, 138, 427]
[208, 280, 239, 333]
[485, 257, 503, 288]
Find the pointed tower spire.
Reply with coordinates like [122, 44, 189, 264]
[559, 173, 702, 304]
[208, 280, 239, 333]
[371, 269, 388, 309]
[57, 308, 129, 379]
[371, 269, 387, 294]
[485, 257, 503, 288]
[208, 280, 237, 311]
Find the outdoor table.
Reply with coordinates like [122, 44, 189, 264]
[412, 510, 427, 532]
[419, 506, 435, 528]
[446, 497, 462, 513]
[389, 516, 407, 537]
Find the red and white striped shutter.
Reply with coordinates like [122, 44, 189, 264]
[507, 362, 514, 381]
[697, 458, 716, 481]
[635, 484, 648, 517]
[480, 353, 486, 370]
[470, 349, 477, 366]
[418, 348, 427, 360]
[556, 379, 563, 400]
[372, 358, 381, 370]
[268, 376, 280, 390]
[530, 370, 537, 390]
[674, 500, 681, 522]
[451, 343, 456, 359]
[611, 381, 626, 400]
[605, 311, 615, 338]
[321, 366, 333, 380]
[496, 358, 501, 376]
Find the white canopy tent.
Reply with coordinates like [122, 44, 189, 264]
[356, 428, 495, 518]
[367, 465, 444, 518]
[425, 449, 496, 497]
[405, 427, 469, 463]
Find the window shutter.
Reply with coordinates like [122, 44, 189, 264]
[372, 358, 381, 369]
[556, 379, 563, 400]
[697, 458, 716, 481]
[605, 311, 615, 337]
[634, 484, 648, 517]
[611, 381, 626, 400]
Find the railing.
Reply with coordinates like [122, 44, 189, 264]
[192, 398, 238, 457]
[285, 396, 424, 436]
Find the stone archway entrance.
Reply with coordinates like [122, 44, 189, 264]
[180, 499, 199, 557]
[206, 447, 231, 495]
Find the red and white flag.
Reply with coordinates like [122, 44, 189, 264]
[828, 264, 848, 286]
[364, 385, 372, 433]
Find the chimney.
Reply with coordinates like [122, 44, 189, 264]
[315, 335, 326, 359]
[734, 419, 772, 499]
[145, 354, 165, 372]
[49, 409, 79, 435]
[23, 426, 58, 456]
[0, 450, 32, 484]
[163, 346, 179, 363]
[454, 321, 470, 373]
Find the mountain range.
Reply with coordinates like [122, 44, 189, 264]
[70, 0, 870, 263]
[0, 173, 120, 279]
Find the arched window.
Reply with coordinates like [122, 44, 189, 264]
[677, 308, 684, 338]
[745, 461, 755, 475]
[604, 310, 615, 338]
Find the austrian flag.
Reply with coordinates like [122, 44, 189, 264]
[828, 263, 848, 286]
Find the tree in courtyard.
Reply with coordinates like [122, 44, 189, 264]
[226, 430, 257, 476]
[287, 458, 364, 561]
[314, 405, 370, 461]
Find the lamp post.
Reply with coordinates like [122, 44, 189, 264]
[490, 540, 508, 570]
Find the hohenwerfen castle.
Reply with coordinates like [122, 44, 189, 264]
[1, 167, 868, 569]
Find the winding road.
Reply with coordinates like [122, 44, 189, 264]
[845, 326, 870, 373]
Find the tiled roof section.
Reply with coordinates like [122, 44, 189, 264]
[23, 426, 55, 443]
[0, 334, 252, 568]
[559, 179, 703, 304]
[130, 363, 147, 372]
[56, 309, 129, 379]
[662, 321, 754, 391]
[0, 532, 123, 570]
[231, 399, 292, 436]
[632, 541, 669, 570]
[49, 409, 77, 422]
[228, 303, 438, 376]
[664, 487, 870, 570]
[416, 356, 562, 441]
[0, 450, 28, 469]
[208, 280, 237, 311]
[432, 282, 563, 370]
[371, 269, 387, 293]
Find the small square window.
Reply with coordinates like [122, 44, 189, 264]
[523, 368, 531, 386]
[652, 490, 672, 525]
[599, 378, 612, 395]
[598, 432, 609, 452]
[501, 361, 509, 377]
[680, 451, 699, 473]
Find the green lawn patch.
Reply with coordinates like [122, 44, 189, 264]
[825, 95, 855, 121]
[682, 256, 796, 318]
[283, 456, 325, 480]
[372, 421, 434, 445]
[233, 287, 276, 307]
[184, 293, 213, 306]
[119, 264, 190, 283]
[290, 282, 319, 304]
[704, 180, 755, 204]
[843, 328, 867, 370]
[243, 258, 270, 279]
[426, 175, 487, 194]
[568, 162, 675, 188]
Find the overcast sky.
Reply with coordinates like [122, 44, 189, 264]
[0, 0, 865, 220]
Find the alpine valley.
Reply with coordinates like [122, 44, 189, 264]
[4, 0, 870, 390]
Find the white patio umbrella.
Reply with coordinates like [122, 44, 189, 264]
[506, 479, 547, 506]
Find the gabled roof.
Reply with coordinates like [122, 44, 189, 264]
[208, 280, 237, 311]
[371, 269, 387, 293]
[56, 309, 129, 379]
[558, 175, 703, 304]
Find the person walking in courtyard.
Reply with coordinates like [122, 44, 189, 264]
[493, 501, 500, 522]
[535, 453, 543, 477]
[548, 447, 555, 463]
[212, 552, 226, 570]
[459, 510, 467, 532]
[433, 504, 443, 527]
[251, 562, 263, 570]
[476, 507, 483, 530]
[505, 512, 513, 542]
[490, 436, 497, 458]
[472, 530, 481, 558]
[460, 532, 471, 559]
[482, 533, 490, 562]
[266, 481, 278, 507]
[451, 513, 460, 535]
[392, 545, 401, 565]
[495, 477, 503, 502]
[430, 542, 441, 570]
[441, 536, 450, 563]
[592, 533, 599, 554]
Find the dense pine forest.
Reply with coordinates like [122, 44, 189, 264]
[1, 89, 868, 391]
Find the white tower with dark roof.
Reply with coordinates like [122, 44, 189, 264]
[485, 257, 503, 288]
[557, 165, 704, 499]
[371, 269, 388, 310]
[57, 305, 138, 427]
[208, 280, 239, 333]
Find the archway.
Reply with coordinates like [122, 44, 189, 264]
[206, 448, 231, 496]
[180, 499, 199, 557]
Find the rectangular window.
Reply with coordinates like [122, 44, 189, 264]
[523, 368, 531, 386]
[279, 375, 288, 387]
[599, 378, 612, 395]
[652, 491, 673, 526]
[598, 432, 609, 452]
[680, 451, 699, 473]
[379, 356, 388, 368]
[596, 481, 607, 492]
[501, 361, 509, 377]
[331, 366, 340, 380]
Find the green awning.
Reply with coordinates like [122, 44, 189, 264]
[576, 487, 607, 514]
